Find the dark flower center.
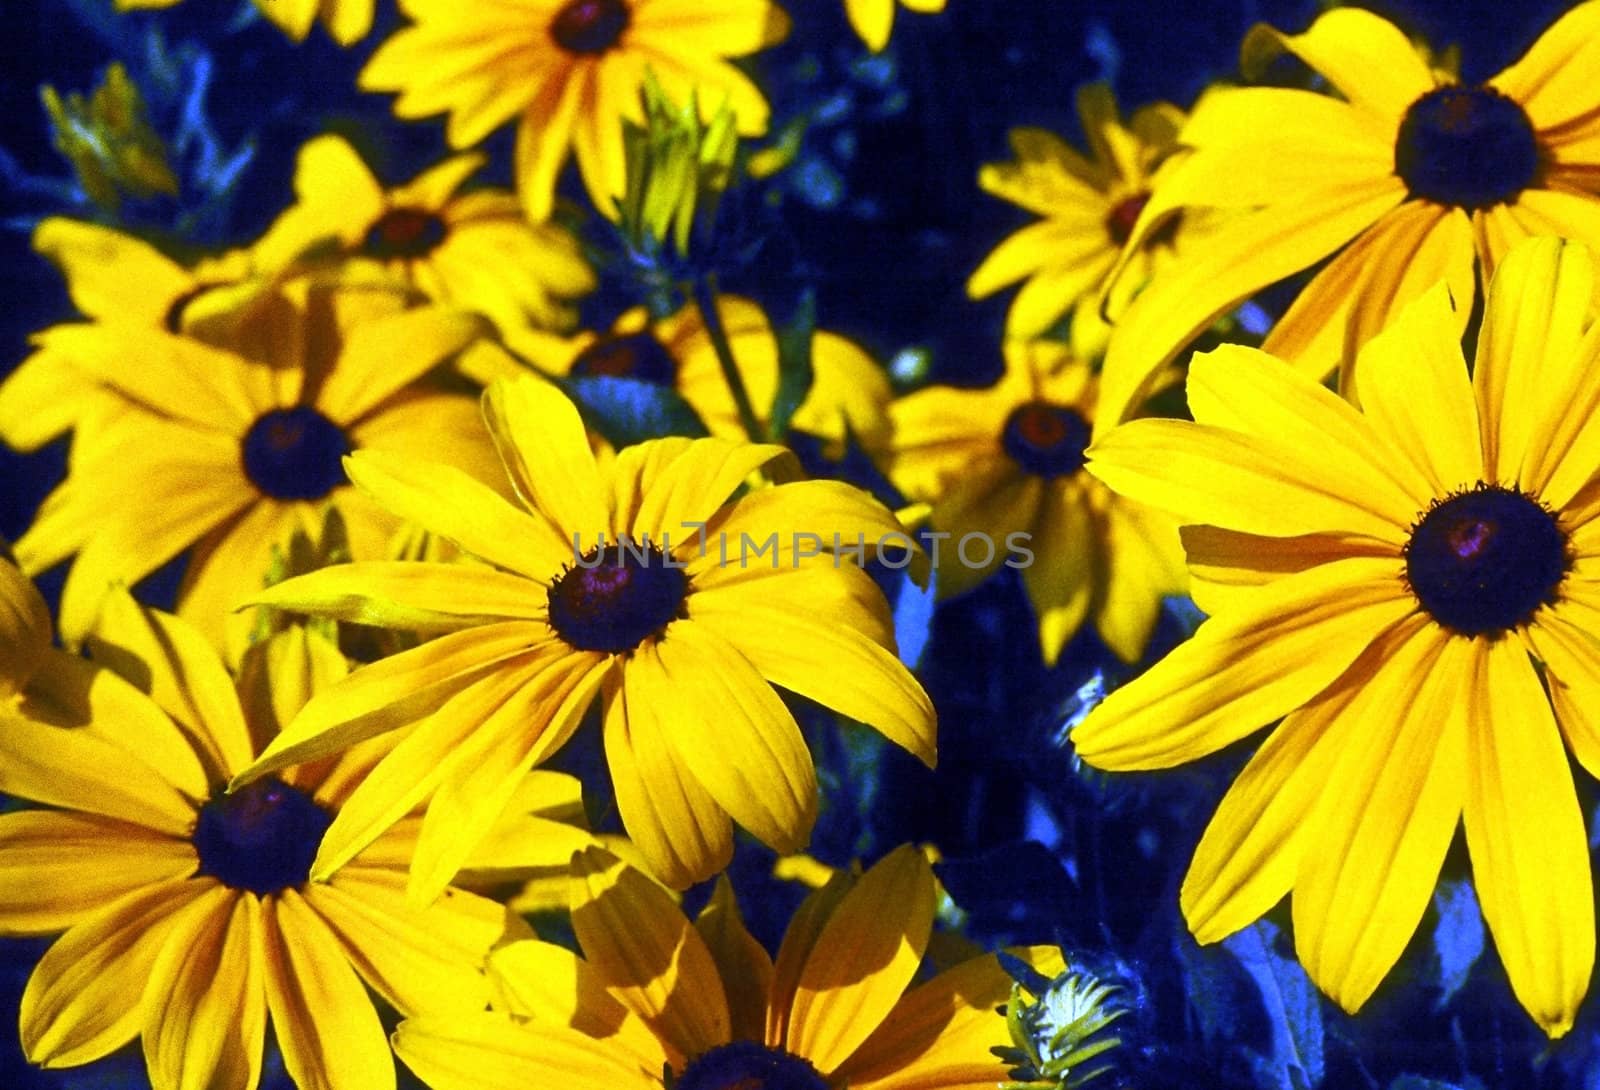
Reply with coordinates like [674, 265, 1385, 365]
[570, 332, 678, 386]
[675, 1042, 830, 1090]
[242, 406, 351, 501]
[1394, 85, 1542, 209]
[547, 539, 687, 654]
[1105, 192, 1150, 246]
[1001, 401, 1092, 479]
[363, 207, 448, 260]
[549, 0, 630, 54]
[192, 777, 332, 895]
[1405, 484, 1567, 636]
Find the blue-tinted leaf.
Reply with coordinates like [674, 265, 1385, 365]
[1428, 879, 1485, 1010]
[768, 289, 816, 441]
[565, 375, 709, 445]
[1222, 920, 1325, 1090]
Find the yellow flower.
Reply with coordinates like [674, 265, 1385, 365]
[359, 0, 791, 221]
[235, 375, 935, 893]
[967, 84, 1194, 354]
[884, 340, 1184, 666]
[395, 844, 1063, 1090]
[844, 0, 946, 53]
[467, 293, 893, 456]
[1097, 2, 1600, 428]
[0, 218, 274, 453]
[1075, 238, 1600, 1036]
[12, 273, 499, 661]
[0, 582, 548, 1090]
[256, 134, 596, 333]
[113, 0, 376, 46]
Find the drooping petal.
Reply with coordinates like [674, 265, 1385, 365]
[1070, 556, 1412, 770]
[784, 845, 936, 1073]
[1020, 481, 1096, 666]
[1241, 7, 1435, 122]
[569, 846, 732, 1059]
[1462, 637, 1595, 1038]
[694, 878, 775, 1043]
[143, 888, 266, 1090]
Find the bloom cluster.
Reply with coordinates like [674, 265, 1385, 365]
[4, 2, 1600, 1090]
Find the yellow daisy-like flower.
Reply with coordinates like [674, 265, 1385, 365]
[1097, 2, 1600, 427]
[0, 218, 276, 453]
[0, 578, 541, 1090]
[469, 293, 892, 455]
[257, 135, 596, 334]
[396, 844, 1063, 1090]
[360, 0, 791, 221]
[884, 340, 1184, 666]
[235, 375, 935, 893]
[1075, 238, 1600, 1036]
[114, 0, 375, 46]
[844, 0, 945, 53]
[967, 84, 1191, 353]
[13, 273, 499, 659]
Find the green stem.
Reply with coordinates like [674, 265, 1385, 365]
[690, 273, 765, 443]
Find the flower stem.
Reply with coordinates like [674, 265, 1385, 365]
[690, 273, 765, 443]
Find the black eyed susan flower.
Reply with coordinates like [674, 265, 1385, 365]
[12, 272, 501, 661]
[234, 376, 935, 894]
[844, 0, 946, 53]
[257, 135, 596, 334]
[1075, 238, 1600, 1036]
[0, 581, 584, 1090]
[1097, 2, 1600, 426]
[394, 844, 1064, 1090]
[883, 340, 1184, 666]
[113, 0, 377, 46]
[359, 0, 791, 222]
[467, 293, 893, 456]
[967, 84, 1197, 354]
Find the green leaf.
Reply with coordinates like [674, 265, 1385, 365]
[768, 289, 817, 440]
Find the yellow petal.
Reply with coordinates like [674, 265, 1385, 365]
[1292, 624, 1465, 1014]
[569, 845, 732, 1058]
[317, 306, 487, 423]
[514, 71, 585, 223]
[247, 559, 550, 632]
[483, 375, 610, 539]
[1086, 417, 1413, 544]
[0, 341, 103, 452]
[1093, 494, 1186, 663]
[1096, 181, 1405, 431]
[604, 671, 734, 890]
[0, 560, 51, 694]
[263, 889, 397, 1090]
[1348, 281, 1484, 497]
[630, 437, 795, 549]
[1488, 0, 1600, 131]
[394, 1010, 658, 1090]
[689, 479, 917, 578]
[1020, 481, 1095, 666]
[143, 888, 265, 1090]
[305, 871, 508, 1017]
[236, 625, 349, 754]
[32, 217, 191, 323]
[1071, 556, 1412, 770]
[0, 811, 195, 934]
[644, 624, 818, 856]
[1241, 7, 1435, 121]
[767, 869, 857, 1045]
[1462, 636, 1595, 1037]
[21, 880, 212, 1067]
[1526, 608, 1600, 780]
[1178, 525, 1393, 617]
[695, 878, 775, 1043]
[785, 845, 935, 1072]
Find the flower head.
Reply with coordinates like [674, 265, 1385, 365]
[1075, 238, 1600, 1036]
[1097, 2, 1600, 427]
[0, 583, 588, 1090]
[359, 0, 791, 221]
[395, 844, 1063, 1090]
[235, 376, 934, 893]
[11, 271, 499, 660]
[884, 340, 1184, 665]
[257, 135, 595, 333]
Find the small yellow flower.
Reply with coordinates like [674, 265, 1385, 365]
[844, 0, 947, 52]
[884, 340, 1184, 665]
[359, 0, 791, 221]
[12, 272, 500, 661]
[1098, 2, 1600, 427]
[395, 845, 1064, 1090]
[256, 135, 595, 334]
[468, 293, 893, 457]
[968, 84, 1197, 356]
[1077, 238, 1600, 1036]
[234, 376, 935, 894]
